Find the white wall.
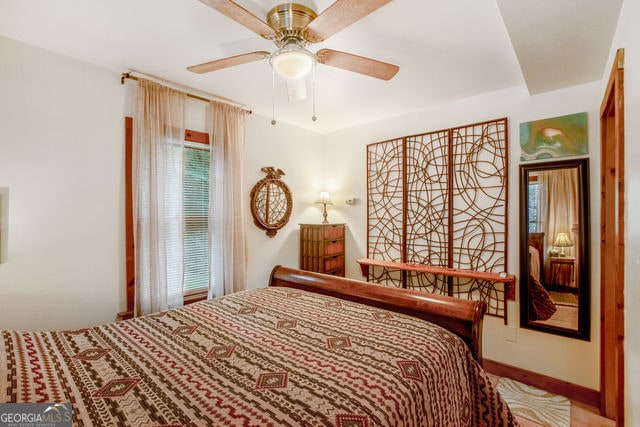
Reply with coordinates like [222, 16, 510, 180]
[244, 114, 324, 288]
[324, 82, 603, 390]
[0, 35, 325, 331]
[607, 0, 640, 423]
[0, 36, 126, 330]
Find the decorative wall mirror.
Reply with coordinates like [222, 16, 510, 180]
[250, 167, 292, 237]
[519, 158, 590, 340]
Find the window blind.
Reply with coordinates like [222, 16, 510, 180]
[183, 145, 210, 292]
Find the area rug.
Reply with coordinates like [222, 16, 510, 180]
[497, 377, 570, 427]
[550, 291, 579, 306]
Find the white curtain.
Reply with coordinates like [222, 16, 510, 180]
[208, 101, 249, 297]
[539, 168, 579, 284]
[133, 79, 186, 315]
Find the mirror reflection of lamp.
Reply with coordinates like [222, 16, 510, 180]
[315, 192, 333, 224]
[553, 232, 573, 256]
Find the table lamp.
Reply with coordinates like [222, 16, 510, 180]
[315, 191, 333, 224]
[553, 232, 573, 256]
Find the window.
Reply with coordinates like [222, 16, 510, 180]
[122, 119, 211, 319]
[182, 129, 212, 301]
[527, 180, 540, 233]
[183, 143, 210, 293]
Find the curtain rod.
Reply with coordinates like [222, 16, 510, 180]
[120, 72, 252, 114]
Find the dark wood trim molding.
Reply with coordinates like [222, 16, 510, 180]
[599, 47, 625, 424]
[124, 117, 135, 316]
[483, 358, 600, 409]
[116, 310, 134, 321]
[185, 129, 210, 145]
[183, 290, 208, 305]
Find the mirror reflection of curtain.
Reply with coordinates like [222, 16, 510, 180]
[538, 168, 580, 286]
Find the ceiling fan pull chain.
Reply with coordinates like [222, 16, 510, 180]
[312, 61, 317, 122]
[271, 67, 277, 126]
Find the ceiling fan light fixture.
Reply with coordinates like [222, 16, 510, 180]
[269, 44, 316, 80]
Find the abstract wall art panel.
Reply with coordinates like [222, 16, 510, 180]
[366, 118, 509, 317]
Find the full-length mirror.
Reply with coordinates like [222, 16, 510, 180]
[519, 158, 590, 340]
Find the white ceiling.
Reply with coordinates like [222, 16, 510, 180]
[0, 0, 623, 133]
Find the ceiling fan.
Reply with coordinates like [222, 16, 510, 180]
[187, 0, 399, 85]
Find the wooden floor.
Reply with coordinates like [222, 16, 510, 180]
[487, 374, 615, 426]
[531, 304, 578, 330]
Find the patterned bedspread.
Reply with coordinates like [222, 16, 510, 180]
[1, 287, 515, 426]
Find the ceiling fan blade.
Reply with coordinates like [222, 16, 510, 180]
[187, 51, 270, 74]
[304, 0, 393, 43]
[316, 49, 399, 80]
[197, 0, 277, 40]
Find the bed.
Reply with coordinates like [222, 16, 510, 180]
[1, 265, 515, 426]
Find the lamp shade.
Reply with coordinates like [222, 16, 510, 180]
[269, 45, 316, 80]
[553, 232, 573, 256]
[553, 232, 573, 247]
[315, 191, 333, 205]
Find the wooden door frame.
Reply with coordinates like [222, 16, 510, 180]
[599, 48, 624, 424]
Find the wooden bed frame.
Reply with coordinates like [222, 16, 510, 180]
[269, 265, 487, 364]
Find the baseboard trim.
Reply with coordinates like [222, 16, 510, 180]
[483, 358, 600, 409]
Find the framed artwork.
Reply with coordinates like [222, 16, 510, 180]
[0, 187, 8, 263]
[520, 112, 588, 161]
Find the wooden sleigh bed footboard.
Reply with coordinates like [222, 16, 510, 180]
[269, 265, 487, 364]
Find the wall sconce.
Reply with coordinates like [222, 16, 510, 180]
[553, 232, 574, 256]
[315, 191, 333, 224]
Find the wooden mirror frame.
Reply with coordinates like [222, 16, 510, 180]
[519, 158, 591, 340]
[250, 167, 293, 237]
